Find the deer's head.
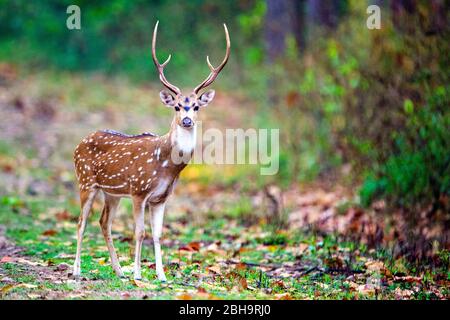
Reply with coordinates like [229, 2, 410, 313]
[152, 21, 230, 129]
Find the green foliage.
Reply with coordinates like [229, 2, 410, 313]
[265, 10, 365, 184]
[258, 233, 287, 245]
[355, 0, 450, 212]
[0, 0, 261, 88]
[263, 1, 449, 218]
[360, 86, 450, 208]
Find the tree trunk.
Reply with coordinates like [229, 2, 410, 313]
[290, 0, 308, 51]
[307, 0, 343, 30]
[264, 0, 295, 63]
[391, 0, 416, 29]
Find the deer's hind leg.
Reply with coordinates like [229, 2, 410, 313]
[99, 193, 124, 278]
[73, 188, 98, 278]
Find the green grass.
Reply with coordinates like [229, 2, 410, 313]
[1, 194, 448, 300]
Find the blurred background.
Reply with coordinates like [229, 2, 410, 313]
[0, 0, 448, 271]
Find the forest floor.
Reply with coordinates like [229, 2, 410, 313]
[0, 68, 448, 300]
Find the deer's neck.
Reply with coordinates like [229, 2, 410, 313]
[166, 117, 197, 157]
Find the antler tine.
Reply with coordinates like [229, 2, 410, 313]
[152, 21, 181, 95]
[193, 23, 231, 95]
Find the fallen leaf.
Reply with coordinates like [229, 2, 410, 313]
[274, 293, 292, 300]
[235, 262, 247, 271]
[42, 229, 57, 236]
[324, 256, 344, 269]
[195, 287, 211, 298]
[55, 252, 75, 259]
[296, 243, 309, 255]
[1, 284, 16, 296]
[131, 279, 157, 289]
[179, 241, 201, 252]
[205, 242, 227, 256]
[121, 292, 131, 299]
[1, 283, 37, 296]
[206, 265, 221, 275]
[55, 210, 72, 221]
[356, 284, 376, 296]
[238, 277, 248, 291]
[394, 275, 422, 283]
[272, 280, 286, 289]
[55, 263, 70, 271]
[206, 242, 220, 251]
[365, 260, 391, 277]
[177, 293, 193, 300]
[0, 277, 14, 284]
[394, 287, 414, 299]
[16, 258, 46, 266]
[68, 293, 85, 299]
[0, 256, 13, 263]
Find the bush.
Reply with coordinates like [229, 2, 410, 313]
[263, 2, 449, 229]
[360, 86, 450, 210]
[0, 0, 258, 88]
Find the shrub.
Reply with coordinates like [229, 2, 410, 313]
[360, 86, 450, 210]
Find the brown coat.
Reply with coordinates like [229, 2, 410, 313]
[74, 120, 191, 205]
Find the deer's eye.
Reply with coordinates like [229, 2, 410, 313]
[175, 106, 180, 111]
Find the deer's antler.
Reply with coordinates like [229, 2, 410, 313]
[193, 23, 231, 95]
[152, 21, 181, 95]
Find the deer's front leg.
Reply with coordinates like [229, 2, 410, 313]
[150, 202, 167, 281]
[132, 196, 146, 280]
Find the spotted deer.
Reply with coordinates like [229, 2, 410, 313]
[72, 21, 230, 281]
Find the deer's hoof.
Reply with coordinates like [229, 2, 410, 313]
[157, 274, 167, 282]
[71, 273, 81, 281]
[115, 270, 125, 278]
[72, 269, 80, 278]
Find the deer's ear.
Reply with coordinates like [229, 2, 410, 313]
[198, 90, 215, 107]
[159, 90, 177, 107]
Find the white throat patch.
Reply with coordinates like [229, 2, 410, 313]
[173, 125, 197, 155]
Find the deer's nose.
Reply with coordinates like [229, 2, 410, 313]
[182, 117, 193, 127]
